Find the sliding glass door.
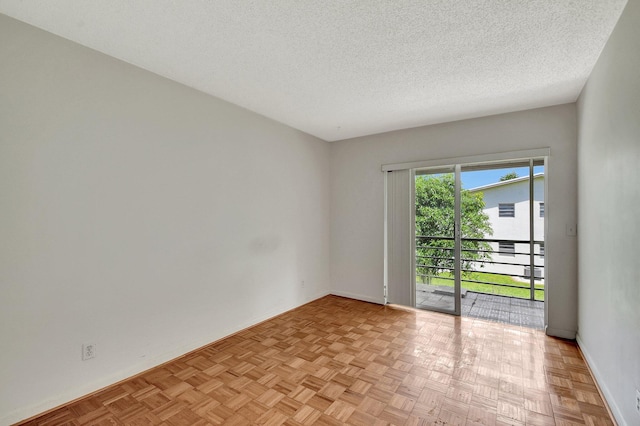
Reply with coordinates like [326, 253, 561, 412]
[411, 159, 545, 316]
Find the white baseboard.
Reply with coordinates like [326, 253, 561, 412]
[330, 290, 385, 305]
[576, 334, 625, 426]
[545, 326, 576, 340]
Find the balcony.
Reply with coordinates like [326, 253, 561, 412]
[415, 236, 545, 329]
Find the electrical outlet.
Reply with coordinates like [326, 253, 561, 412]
[301, 280, 306, 288]
[82, 343, 96, 361]
[636, 389, 640, 415]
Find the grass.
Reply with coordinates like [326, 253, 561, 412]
[417, 271, 545, 301]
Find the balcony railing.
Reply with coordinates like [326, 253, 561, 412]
[416, 235, 544, 301]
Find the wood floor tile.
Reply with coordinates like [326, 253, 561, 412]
[17, 296, 614, 426]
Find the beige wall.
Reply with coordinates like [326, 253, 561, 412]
[577, 0, 640, 423]
[330, 104, 578, 338]
[0, 15, 330, 424]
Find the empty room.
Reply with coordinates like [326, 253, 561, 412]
[1, 1, 639, 425]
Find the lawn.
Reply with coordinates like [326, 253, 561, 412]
[417, 271, 544, 301]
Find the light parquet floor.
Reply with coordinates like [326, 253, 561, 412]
[19, 296, 612, 426]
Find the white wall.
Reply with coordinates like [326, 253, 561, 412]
[330, 104, 577, 337]
[480, 177, 545, 242]
[576, 0, 640, 424]
[0, 15, 330, 424]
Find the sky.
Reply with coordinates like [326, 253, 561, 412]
[461, 166, 544, 189]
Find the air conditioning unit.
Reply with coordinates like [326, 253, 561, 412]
[524, 266, 542, 278]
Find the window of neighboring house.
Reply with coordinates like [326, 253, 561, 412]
[539, 243, 544, 257]
[499, 241, 515, 256]
[524, 266, 543, 279]
[540, 202, 545, 218]
[499, 203, 515, 217]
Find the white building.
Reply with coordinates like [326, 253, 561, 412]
[469, 174, 545, 280]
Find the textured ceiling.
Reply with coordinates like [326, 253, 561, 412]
[0, 1, 627, 141]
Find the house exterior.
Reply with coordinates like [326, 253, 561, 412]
[468, 174, 544, 280]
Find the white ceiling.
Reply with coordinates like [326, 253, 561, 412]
[0, 1, 627, 141]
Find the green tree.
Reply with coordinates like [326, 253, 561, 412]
[415, 174, 493, 283]
[500, 171, 518, 181]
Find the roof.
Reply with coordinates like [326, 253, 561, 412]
[468, 173, 544, 192]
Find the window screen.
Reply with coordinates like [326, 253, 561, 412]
[499, 241, 515, 256]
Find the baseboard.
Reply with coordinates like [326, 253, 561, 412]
[545, 326, 576, 340]
[5, 292, 331, 426]
[329, 290, 384, 305]
[576, 334, 624, 426]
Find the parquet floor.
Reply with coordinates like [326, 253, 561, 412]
[19, 296, 613, 426]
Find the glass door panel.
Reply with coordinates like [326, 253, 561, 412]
[460, 164, 535, 301]
[414, 167, 458, 314]
[458, 161, 545, 327]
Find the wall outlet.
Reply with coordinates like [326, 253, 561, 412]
[82, 343, 96, 361]
[301, 280, 306, 288]
[636, 389, 640, 415]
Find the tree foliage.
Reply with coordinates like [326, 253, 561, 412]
[500, 171, 518, 181]
[415, 174, 493, 283]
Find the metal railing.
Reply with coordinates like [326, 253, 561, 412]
[416, 235, 544, 300]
